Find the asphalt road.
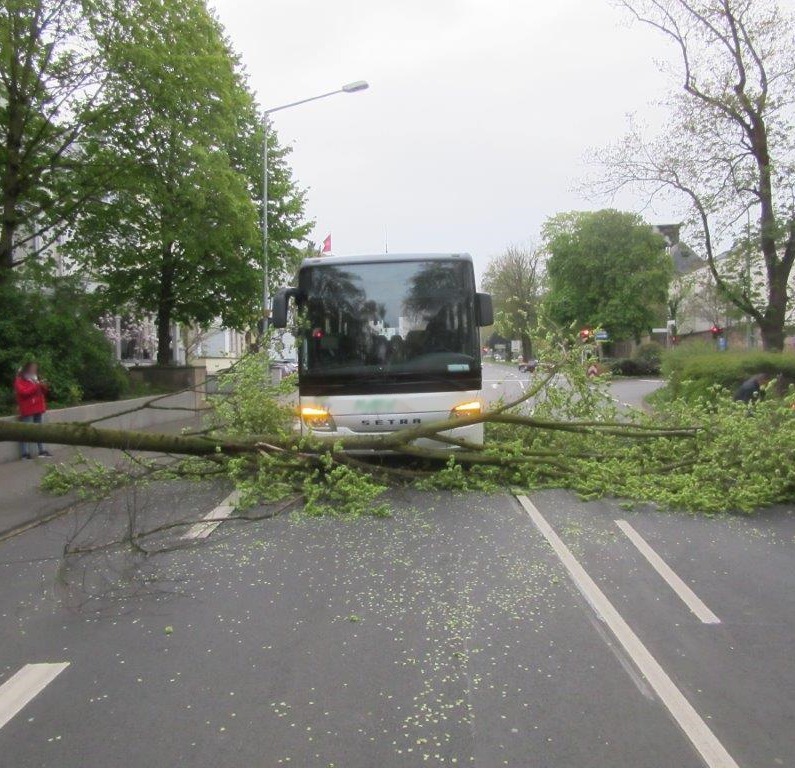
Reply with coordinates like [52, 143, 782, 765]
[1, 478, 794, 766]
[482, 362, 663, 410]
[2, 369, 794, 767]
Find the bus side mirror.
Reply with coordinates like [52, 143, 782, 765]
[476, 293, 493, 327]
[271, 287, 298, 329]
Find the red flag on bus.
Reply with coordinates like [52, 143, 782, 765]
[321, 234, 332, 253]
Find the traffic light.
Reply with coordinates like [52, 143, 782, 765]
[710, 324, 724, 338]
[579, 328, 594, 342]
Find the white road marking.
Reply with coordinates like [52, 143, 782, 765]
[516, 495, 737, 768]
[0, 663, 70, 731]
[182, 491, 239, 540]
[615, 520, 721, 625]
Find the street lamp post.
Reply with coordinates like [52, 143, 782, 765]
[261, 80, 369, 322]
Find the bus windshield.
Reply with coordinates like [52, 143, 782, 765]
[298, 259, 480, 390]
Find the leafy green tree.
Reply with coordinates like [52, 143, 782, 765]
[67, 0, 309, 364]
[0, 0, 107, 281]
[543, 210, 672, 342]
[263, 131, 312, 291]
[482, 246, 544, 361]
[599, 0, 795, 351]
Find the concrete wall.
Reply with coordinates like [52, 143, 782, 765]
[1, 389, 206, 464]
[192, 357, 236, 375]
[128, 365, 206, 392]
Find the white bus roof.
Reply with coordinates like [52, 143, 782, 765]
[299, 252, 473, 269]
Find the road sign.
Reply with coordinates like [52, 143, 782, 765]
[511, 340, 521, 353]
[594, 330, 609, 341]
[651, 327, 669, 334]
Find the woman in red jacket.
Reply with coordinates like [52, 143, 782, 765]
[14, 360, 52, 459]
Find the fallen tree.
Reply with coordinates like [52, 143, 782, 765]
[0, 420, 250, 456]
[3, 349, 794, 515]
[0, 401, 698, 457]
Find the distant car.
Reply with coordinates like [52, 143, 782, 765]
[518, 358, 538, 373]
[273, 359, 298, 375]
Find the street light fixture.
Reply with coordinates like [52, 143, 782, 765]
[261, 80, 369, 323]
[342, 80, 369, 93]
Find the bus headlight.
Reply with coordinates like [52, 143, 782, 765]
[300, 405, 336, 431]
[450, 400, 482, 419]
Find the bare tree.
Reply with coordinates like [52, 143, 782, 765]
[596, 0, 795, 350]
[482, 245, 545, 361]
[677, 270, 743, 331]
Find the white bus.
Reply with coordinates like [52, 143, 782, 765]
[271, 253, 493, 446]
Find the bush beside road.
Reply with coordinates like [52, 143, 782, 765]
[661, 347, 795, 402]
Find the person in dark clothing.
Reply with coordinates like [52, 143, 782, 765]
[733, 373, 771, 403]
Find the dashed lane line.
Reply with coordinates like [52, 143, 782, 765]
[181, 490, 240, 540]
[615, 519, 721, 624]
[0, 663, 70, 731]
[517, 495, 737, 768]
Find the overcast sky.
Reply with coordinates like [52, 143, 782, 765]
[210, 0, 682, 279]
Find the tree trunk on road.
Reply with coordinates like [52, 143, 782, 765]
[0, 420, 250, 456]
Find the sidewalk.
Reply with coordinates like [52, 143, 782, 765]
[0, 416, 203, 537]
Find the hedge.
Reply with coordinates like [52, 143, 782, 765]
[0, 282, 129, 414]
[611, 341, 664, 377]
[612, 358, 648, 376]
[662, 349, 795, 400]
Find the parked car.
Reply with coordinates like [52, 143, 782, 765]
[518, 358, 538, 373]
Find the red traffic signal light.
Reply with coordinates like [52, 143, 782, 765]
[710, 325, 724, 338]
[579, 328, 594, 342]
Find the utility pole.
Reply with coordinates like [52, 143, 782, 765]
[262, 115, 269, 320]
